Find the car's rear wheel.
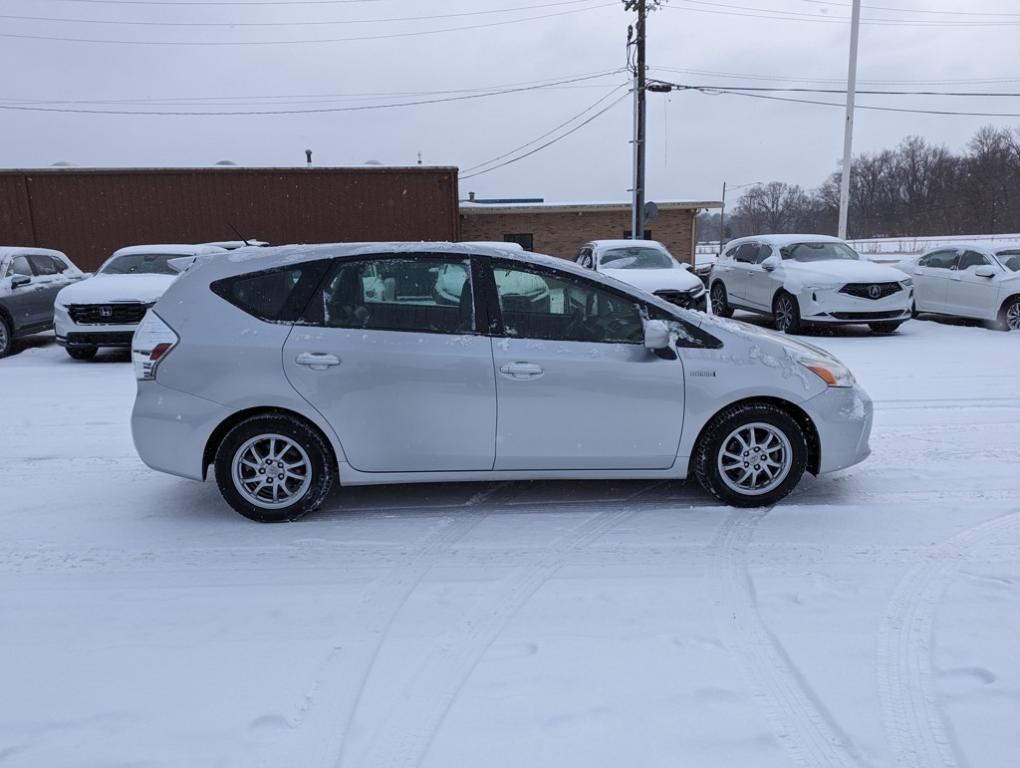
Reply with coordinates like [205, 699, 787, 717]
[0, 316, 11, 358]
[773, 292, 802, 334]
[710, 282, 733, 318]
[66, 345, 97, 361]
[999, 296, 1020, 331]
[694, 403, 808, 508]
[214, 414, 335, 522]
[869, 321, 903, 334]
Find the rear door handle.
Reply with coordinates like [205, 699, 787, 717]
[295, 352, 341, 370]
[499, 362, 543, 379]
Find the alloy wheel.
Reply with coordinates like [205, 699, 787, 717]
[0, 322, 8, 356]
[716, 422, 793, 496]
[775, 296, 796, 331]
[1007, 301, 1020, 331]
[711, 284, 727, 314]
[231, 433, 313, 509]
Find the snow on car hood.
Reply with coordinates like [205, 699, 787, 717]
[56, 273, 177, 305]
[781, 259, 908, 285]
[601, 267, 703, 294]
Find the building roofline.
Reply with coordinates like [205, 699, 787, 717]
[0, 165, 458, 175]
[460, 200, 722, 214]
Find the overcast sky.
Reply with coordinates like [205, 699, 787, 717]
[3, 0, 1020, 204]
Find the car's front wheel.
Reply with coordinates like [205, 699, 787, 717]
[710, 282, 733, 318]
[999, 296, 1020, 331]
[66, 345, 97, 361]
[773, 292, 802, 334]
[214, 414, 335, 522]
[693, 403, 808, 507]
[0, 315, 12, 358]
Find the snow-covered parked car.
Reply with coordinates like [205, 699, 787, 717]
[130, 242, 872, 522]
[575, 239, 707, 311]
[709, 234, 914, 334]
[55, 244, 226, 360]
[896, 243, 1020, 331]
[0, 247, 85, 358]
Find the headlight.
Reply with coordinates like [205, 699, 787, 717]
[796, 354, 855, 388]
[803, 284, 839, 292]
[900, 277, 913, 286]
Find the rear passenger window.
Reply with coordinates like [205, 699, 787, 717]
[27, 254, 59, 276]
[304, 256, 475, 335]
[920, 250, 959, 270]
[211, 261, 328, 322]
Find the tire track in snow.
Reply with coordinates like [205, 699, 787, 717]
[710, 507, 867, 768]
[877, 511, 1020, 768]
[345, 504, 640, 768]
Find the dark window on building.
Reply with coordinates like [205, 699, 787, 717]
[503, 233, 534, 251]
[623, 230, 652, 240]
[211, 261, 328, 322]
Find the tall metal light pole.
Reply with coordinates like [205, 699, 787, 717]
[837, 0, 861, 239]
[627, 0, 649, 240]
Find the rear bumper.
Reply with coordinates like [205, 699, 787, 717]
[132, 381, 228, 481]
[804, 384, 874, 474]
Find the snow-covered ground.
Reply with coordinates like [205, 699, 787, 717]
[2, 319, 1019, 768]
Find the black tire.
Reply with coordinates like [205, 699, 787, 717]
[999, 296, 1020, 331]
[693, 402, 808, 508]
[710, 282, 733, 318]
[66, 345, 98, 361]
[213, 414, 335, 523]
[869, 321, 903, 334]
[772, 292, 802, 334]
[0, 315, 11, 358]
[910, 301, 919, 319]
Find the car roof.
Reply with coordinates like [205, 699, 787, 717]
[725, 234, 847, 248]
[920, 241, 1020, 255]
[0, 246, 67, 260]
[111, 244, 228, 257]
[588, 239, 667, 250]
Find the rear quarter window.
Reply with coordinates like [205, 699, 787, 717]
[211, 261, 329, 322]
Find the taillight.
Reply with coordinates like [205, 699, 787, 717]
[132, 311, 179, 380]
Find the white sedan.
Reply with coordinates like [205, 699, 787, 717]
[575, 240, 707, 311]
[55, 244, 226, 359]
[709, 234, 914, 334]
[897, 243, 1020, 331]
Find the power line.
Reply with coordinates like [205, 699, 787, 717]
[651, 66, 1020, 87]
[0, 2, 616, 45]
[0, 69, 624, 106]
[461, 83, 630, 173]
[653, 80, 1020, 98]
[797, 0, 1020, 19]
[0, 72, 619, 116]
[459, 91, 630, 179]
[0, 0, 603, 28]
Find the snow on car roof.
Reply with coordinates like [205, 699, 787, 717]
[588, 239, 668, 250]
[111, 244, 228, 257]
[917, 240, 1020, 255]
[0, 246, 67, 260]
[727, 234, 847, 248]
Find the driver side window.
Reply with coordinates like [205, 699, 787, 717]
[490, 264, 643, 344]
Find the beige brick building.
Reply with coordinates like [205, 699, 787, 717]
[459, 199, 720, 265]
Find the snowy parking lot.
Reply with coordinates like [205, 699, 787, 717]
[2, 317, 1019, 768]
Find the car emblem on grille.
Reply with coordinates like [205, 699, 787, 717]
[867, 284, 882, 299]
[100, 306, 113, 318]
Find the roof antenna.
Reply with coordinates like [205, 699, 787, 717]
[227, 221, 252, 247]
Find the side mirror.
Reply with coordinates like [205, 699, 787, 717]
[975, 265, 996, 278]
[643, 319, 671, 351]
[10, 274, 30, 288]
[761, 255, 781, 272]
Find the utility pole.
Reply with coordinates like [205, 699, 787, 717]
[837, 0, 861, 239]
[625, 0, 649, 240]
[718, 180, 727, 255]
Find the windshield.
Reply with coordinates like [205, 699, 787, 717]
[779, 242, 860, 262]
[995, 249, 1020, 272]
[99, 253, 180, 276]
[599, 247, 675, 270]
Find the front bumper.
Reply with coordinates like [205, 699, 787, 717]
[132, 380, 229, 481]
[655, 289, 709, 312]
[54, 304, 145, 348]
[804, 384, 874, 474]
[797, 285, 913, 324]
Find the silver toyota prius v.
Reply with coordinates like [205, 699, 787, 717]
[130, 243, 874, 522]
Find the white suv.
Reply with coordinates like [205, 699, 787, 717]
[709, 234, 913, 334]
[55, 244, 225, 359]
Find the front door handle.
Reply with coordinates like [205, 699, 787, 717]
[295, 352, 341, 370]
[499, 362, 544, 379]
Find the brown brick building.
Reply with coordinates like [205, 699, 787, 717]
[459, 199, 720, 265]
